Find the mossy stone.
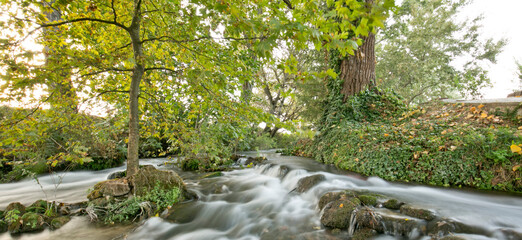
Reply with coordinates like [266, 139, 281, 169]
[20, 212, 45, 233]
[5, 202, 26, 215]
[51, 216, 71, 230]
[383, 199, 403, 210]
[0, 219, 7, 233]
[352, 228, 377, 240]
[358, 195, 377, 206]
[320, 197, 361, 229]
[295, 174, 326, 193]
[400, 205, 436, 221]
[200, 172, 223, 179]
[27, 200, 50, 214]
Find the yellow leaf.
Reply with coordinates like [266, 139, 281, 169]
[478, 104, 485, 109]
[470, 107, 476, 112]
[518, 126, 522, 130]
[339, 204, 344, 208]
[513, 165, 520, 172]
[510, 144, 522, 153]
[441, 130, 447, 135]
[51, 160, 58, 167]
[384, 133, 390, 137]
[480, 113, 488, 119]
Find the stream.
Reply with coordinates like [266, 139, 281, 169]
[1, 150, 521, 240]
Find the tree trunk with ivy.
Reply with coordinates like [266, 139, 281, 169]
[339, 0, 376, 100]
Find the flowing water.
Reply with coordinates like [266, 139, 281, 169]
[1, 150, 521, 240]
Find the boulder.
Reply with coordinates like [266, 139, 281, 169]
[129, 165, 187, 197]
[50, 216, 71, 230]
[355, 208, 423, 235]
[9, 212, 45, 234]
[318, 191, 355, 210]
[199, 172, 223, 179]
[5, 202, 25, 215]
[383, 198, 403, 210]
[107, 171, 126, 180]
[27, 200, 51, 214]
[87, 178, 131, 200]
[0, 219, 7, 233]
[320, 197, 361, 229]
[358, 195, 377, 206]
[352, 228, 378, 240]
[295, 174, 326, 193]
[244, 156, 267, 166]
[400, 205, 436, 221]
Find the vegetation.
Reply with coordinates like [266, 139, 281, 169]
[287, 90, 522, 192]
[376, 0, 506, 104]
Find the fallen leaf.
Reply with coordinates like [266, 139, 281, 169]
[478, 104, 485, 109]
[510, 144, 522, 154]
[470, 107, 476, 112]
[384, 133, 390, 137]
[513, 165, 521, 172]
[480, 113, 488, 119]
[339, 204, 344, 208]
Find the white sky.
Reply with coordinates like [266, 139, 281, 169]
[461, 0, 522, 98]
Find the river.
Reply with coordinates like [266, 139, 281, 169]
[1, 150, 521, 239]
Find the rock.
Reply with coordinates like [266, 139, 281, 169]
[400, 205, 436, 221]
[27, 200, 51, 214]
[318, 191, 355, 210]
[278, 165, 290, 178]
[129, 165, 187, 197]
[5, 202, 26, 215]
[295, 174, 326, 193]
[358, 195, 377, 206]
[230, 154, 244, 162]
[8, 212, 45, 234]
[440, 236, 466, 240]
[200, 172, 223, 179]
[87, 178, 131, 200]
[352, 228, 378, 240]
[0, 219, 7, 233]
[107, 171, 126, 180]
[50, 216, 71, 230]
[320, 197, 360, 229]
[355, 208, 425, 236]
[498, 229, 522, 240]
[383, 199, 403, 210]
[244, 156, 267, 166]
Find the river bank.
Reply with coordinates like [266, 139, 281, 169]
[1, 151, 521, 239]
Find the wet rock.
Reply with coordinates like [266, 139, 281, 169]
[89, 197, 113, 207]
[27, 200, 51, 214]
[8, 212, 45, 234]
[427, 218, 491, 237]
[129, 165, 187, 197]
[244, 156, 267, 166]
[383, 199, 403, 210]
[230, 154, 244, 162]
[498, 229, 522, 240]
[279, 165, 290, 178]
[358, 195, 377, 206]
[59, 201, 88, 216]
[200, 172, 223, 179]
[87, 178, 131, 200]
[440, 236, 466, 240]
[164, 201, 199, 224]
[107, 171, 126, 180]
[352, 228, 378, 240]
[0, 219, 7, 233]
[318, 191, 355, 210]
[295, 174, 326, 193]
[355, 208, 425, 236]
[5, 202, 26, 215]
[50, 216, 71, 230]
[400, 205, 436, 221]
[320, 197, 360, 229]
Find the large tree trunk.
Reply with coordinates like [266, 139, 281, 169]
[127, 0, 144, 177]
[339, 33, 376, 100]
[339, 0, 376, 100]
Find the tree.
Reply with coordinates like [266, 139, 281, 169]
[1, 0, 394, 178]
[376, 0, 506, 104]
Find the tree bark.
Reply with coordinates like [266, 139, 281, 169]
[126, 0, 144, 177]
[339, 33, 376, 100]
[339, 0, 376, 100]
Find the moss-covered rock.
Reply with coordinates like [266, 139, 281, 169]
[128, 165, 186, 197]
[87, 178, 131, 200]
[320, 197, 361, 229]
[318, 191, 355, 210]
[440, 236, 466, 240]
[244, 156, 267, 166]
[295, 174, 326, 193]
[50, 216, 71, 230]
[199, 172, 223, 179]
[383, 198, 403, 210]
[355, 208, 424, 236]
[27, 200, 51, 214]
[0, 219, 7, 233]
[352, 228, 377, 240]
[400, 205, 436, 221]
[8, 212, 44, 234]
[107, 171, 126, 180]
[358, 195, 377, 206]
[5, 202, 26, 215]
